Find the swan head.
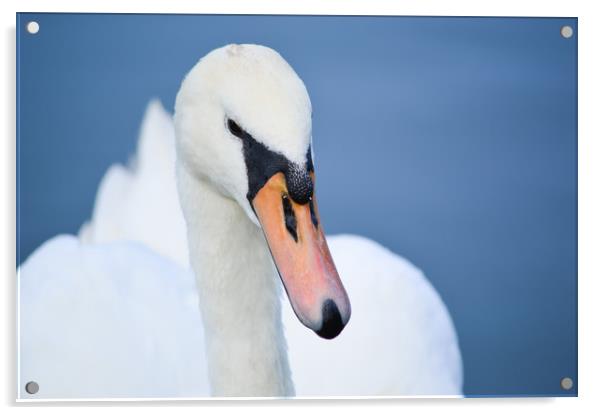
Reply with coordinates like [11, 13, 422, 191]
[175, 44, 350, 339]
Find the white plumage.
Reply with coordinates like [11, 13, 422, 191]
[18, 45, 462, 399]
[19, 236, 209, 399]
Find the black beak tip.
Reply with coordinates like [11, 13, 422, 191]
[315, 299, 345, 339]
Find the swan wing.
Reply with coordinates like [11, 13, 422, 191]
[18, 235, 209, 399]
[79, 100, 189, 268]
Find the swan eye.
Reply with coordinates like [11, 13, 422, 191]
[227, 118, 244, 138]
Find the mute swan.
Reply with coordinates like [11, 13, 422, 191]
[18, 44, 462, 399]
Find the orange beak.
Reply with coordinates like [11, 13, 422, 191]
[252, 172, 351, 339]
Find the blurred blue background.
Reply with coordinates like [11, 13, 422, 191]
[16, 14, 577, 397]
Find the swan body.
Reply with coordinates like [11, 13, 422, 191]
[19, 233, 460, 398]
[18, 45, 462, 399]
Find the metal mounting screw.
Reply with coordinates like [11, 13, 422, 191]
[25, 381, 39, 395]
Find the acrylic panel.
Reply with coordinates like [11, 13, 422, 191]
[16, 13, 577, 399]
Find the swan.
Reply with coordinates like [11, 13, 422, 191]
[18, 44, 463, 399]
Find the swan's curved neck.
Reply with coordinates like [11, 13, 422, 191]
[176, 165, 294, 397]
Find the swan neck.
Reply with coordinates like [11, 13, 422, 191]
[177, 165, 293, 397]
